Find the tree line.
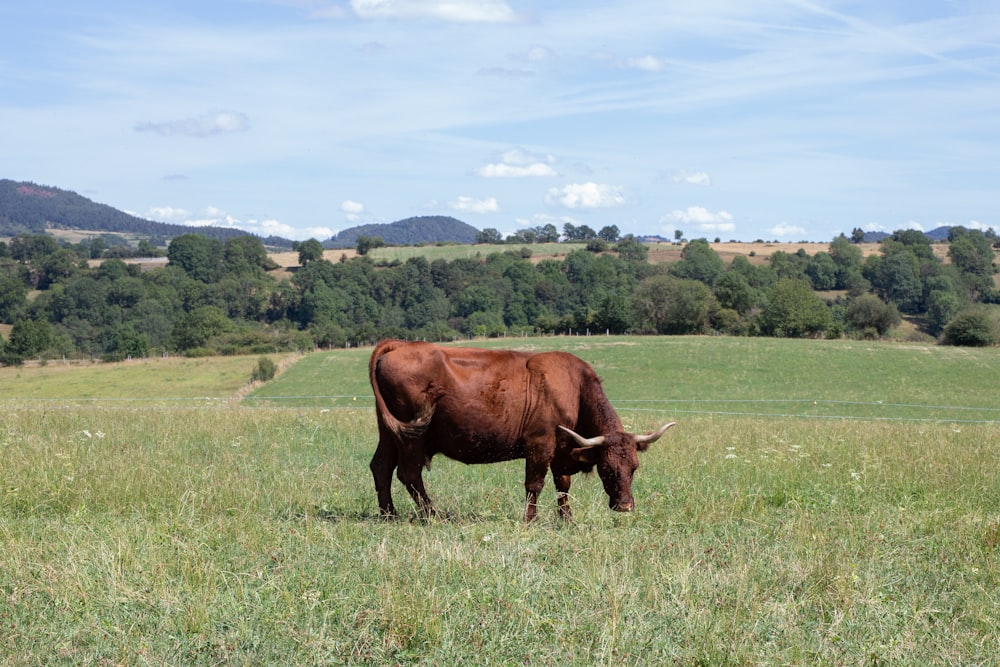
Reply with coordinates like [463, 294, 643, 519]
[0, 228, 998, 364]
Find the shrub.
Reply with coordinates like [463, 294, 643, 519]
[251, 356, 278, 383]
[845, 295, 901, 338]
[942, 305, 1000, 347]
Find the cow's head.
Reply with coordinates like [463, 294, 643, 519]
[560, 422, 675, 512]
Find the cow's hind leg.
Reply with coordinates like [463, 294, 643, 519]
[370, 436, 398, 518]
[396, 458, 436, 518]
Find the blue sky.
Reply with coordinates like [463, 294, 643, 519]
[2, 0, 998, 242]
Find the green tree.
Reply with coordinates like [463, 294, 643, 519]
[537, 224, 560, 243]
[632, 274, 715, 334]
[171, 305, 234, 351]
[475, 228, 503, 244]
[167, 234, 223, 283]
[614, 235, 648, 263]
[224, 236, 272, 276]
[757, 278, 832, 338]
[876, 252, 924, 313]
[947, 227, 996, 301]
[295, 238, 325, 266]
[598, 225, 621, 243]
[805, 252, 837, 290]
[7, 318, 53, 357]
[0, 275, 28, 322]
[713, 270, 757, 315]
[355, 235, 385, 256]
[592, 292, 632, 334]
[926, 289, 962, 337]
[670, 239, 723, 285]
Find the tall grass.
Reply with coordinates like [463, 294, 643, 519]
[2, 337, 999, 664]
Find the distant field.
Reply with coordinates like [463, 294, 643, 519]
[3, 337, 999, 665]
[0, 355, 264, 402]
[265, 240, 907, 273]
[246, 335, 1000, 422]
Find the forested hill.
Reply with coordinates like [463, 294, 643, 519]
[326, 215, 479, 248]
[0, 179, 292, 247]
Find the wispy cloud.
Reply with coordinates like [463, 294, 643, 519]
[135, 111, 250, 138]
[768, 224, 807, 238]
[622, 55, 665, 72]
[450, 196, 500, 213]
[476, 148, 557, 178]
[673, 170, 711, 187]
[349, 0, 518, 23]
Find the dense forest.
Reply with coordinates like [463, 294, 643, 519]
[0, 227, 998, 365]
[326, 216, 479, 248]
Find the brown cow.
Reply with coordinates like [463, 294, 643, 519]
[368, 339, 674, 522]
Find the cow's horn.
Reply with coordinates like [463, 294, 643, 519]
[634, 422, 676, 445]
[558, 425, 605, 447]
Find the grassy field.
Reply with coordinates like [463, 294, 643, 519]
[2, 337, 999, 665]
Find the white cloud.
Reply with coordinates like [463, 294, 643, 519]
[450, 196, 499, 214]
[665, 206, 735, 233]
[768, 224, 806, 238]
[673, 170, 711, 187]
[135, 110, 250, 138]
[476, 148, 557, 178]
[350, 0, 517, 23]
[546, 182, 625, 209]
[296, 226, 335, 240]
[146, 206, 191, 221]
[514, 213, 580, 228]
[146, 205, 320, 241]
[623, 55, 664, 72]
[340, 200, 364, 222]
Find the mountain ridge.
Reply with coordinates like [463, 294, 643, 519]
[0, 179, 294, 248]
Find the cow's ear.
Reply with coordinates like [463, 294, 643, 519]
[570, 446, 602, 466]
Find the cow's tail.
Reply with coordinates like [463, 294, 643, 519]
[369, 339, 434, 442]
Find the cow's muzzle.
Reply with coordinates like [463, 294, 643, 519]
[611, 500, 634, 512]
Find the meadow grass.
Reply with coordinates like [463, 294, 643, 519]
[2, 337, 999, 665]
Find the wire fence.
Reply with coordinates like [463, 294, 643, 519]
[5, 395, 998, 425]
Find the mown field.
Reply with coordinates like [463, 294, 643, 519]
[2, 336, 999, 665]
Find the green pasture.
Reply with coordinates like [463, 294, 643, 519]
[2, 337, 999, 665]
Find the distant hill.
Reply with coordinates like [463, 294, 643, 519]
[0, 179, 294, 248]
[326, 215, 479, 248]
[863, 227, 956, 244]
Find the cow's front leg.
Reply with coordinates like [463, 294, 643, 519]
[523, 459, 549, 523]
[553, 472, 573, 521]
